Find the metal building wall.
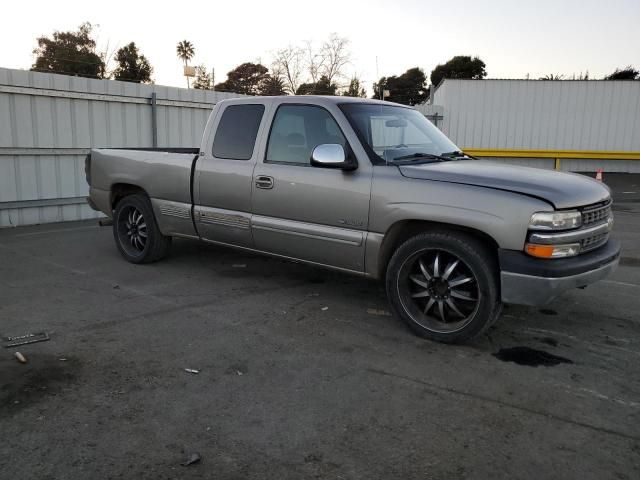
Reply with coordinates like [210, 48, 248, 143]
[426, 79, 640, 172]
[0, 67, 245, 227]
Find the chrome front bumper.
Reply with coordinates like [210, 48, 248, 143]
[499, 240, 621, 306]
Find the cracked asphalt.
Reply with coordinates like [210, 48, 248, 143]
[1, 175, 639, 479]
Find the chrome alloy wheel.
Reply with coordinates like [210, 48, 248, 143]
[397, 249, 481, 333]
[117, 206, 148, 255]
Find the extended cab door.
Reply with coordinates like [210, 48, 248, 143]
[251, 102, 373, 272]
[194, 101, 269, 247]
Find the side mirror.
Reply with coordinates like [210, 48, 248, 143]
[310, 144, 357, 171]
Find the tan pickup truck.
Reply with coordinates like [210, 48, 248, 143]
[86, 96, 620, 343]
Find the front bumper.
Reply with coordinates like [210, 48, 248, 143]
[499, 239, 621, 306]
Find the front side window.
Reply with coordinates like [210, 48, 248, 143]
[212, 104, 265, 160]
[339, 103, 459, 164]
[266, 105, 347, 165]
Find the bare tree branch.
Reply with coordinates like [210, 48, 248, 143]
[320, 33, 351, 84]
[273, 34, 353, 94]
[272, 45, 304, 94]
[304, 40, 325, 84]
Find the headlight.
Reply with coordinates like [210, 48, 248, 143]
[529, 211, 581, 230]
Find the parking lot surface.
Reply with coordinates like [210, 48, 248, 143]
[1, 179, 639, 479]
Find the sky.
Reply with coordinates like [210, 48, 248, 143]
[2, 0, 639, 92]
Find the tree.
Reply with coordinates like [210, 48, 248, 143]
[372, 67, 428, 105]
[430, 56, 487, 87]
[112, 42, 152, 83]
[32, 22, 105, 78]
[296, 76, 338, 95]
[259, 74, 287, 95]
[539, 73, 565, 80]
[215, 62, 270, 95]
[319, 34, 350, 84]
[192, 65, 213, 90]
[273, 34, 353, 94]
[604, 66, 639, 80]
[342, 76, 367, 97]
[304, 40, 324, 84]
[176, 40, 195, 88]
[272, 45, 304, 94]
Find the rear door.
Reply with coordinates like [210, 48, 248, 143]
[251, 102, 373, 272]
[194, 101, 269, 247]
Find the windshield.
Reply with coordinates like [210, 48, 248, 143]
[339, 103, 461, 164]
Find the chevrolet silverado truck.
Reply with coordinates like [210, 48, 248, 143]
[86, 96, 620, 343]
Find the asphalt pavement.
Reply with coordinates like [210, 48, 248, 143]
[0, 175, 639, 479]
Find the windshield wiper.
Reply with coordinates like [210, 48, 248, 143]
[389, 152, 450, 164]
[441, 150, 477, 160]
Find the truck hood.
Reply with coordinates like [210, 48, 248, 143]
[399, 160, 610, 209]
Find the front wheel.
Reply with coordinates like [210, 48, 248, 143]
[386, 231, 501, 344]
[113, 194, 171, 264]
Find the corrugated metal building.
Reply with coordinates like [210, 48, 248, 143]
[417, 79, 640, 172]
[0, 67, 244, 227]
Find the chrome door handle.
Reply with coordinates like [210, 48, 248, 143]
[255, 176, 274, 189]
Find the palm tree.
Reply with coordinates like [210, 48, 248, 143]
[176, 40, 195, 88]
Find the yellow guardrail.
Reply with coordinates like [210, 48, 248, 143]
[461, 148, 640, 170]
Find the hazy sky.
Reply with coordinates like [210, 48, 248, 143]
[3, 0, 639, 91]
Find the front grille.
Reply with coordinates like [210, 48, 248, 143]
[581, 232, 609, 252]
[581, 200, 612, 226]
[578, 199, 613, 253]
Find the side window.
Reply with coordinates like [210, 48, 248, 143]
[266, 105, 346, 165]
[212, 104, 265, 160]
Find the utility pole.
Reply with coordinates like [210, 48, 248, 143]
[376, 56, 383, 100]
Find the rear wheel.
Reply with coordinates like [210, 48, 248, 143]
[113, 194, 171, 263]
[386, 231, 501, 343]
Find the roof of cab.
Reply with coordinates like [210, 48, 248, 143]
[217, 95, 409, 108]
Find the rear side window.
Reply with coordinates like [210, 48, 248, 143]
[266, 105, 346, 165]
[212, 104, 265, 160]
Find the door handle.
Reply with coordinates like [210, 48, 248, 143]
[255, 175, 274, 189]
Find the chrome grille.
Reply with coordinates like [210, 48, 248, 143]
[578, 199, 612, 252]
[581, 200, 612, 226]
[580, 232, 609, 252]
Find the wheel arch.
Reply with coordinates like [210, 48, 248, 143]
[110, 183, 148, 209]
[376, 219, 500, 280]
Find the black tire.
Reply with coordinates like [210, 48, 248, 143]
[112, 193, 171, 264]
[385, 231, 502, 344]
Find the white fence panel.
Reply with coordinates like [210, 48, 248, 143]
[0, 67, 246, 227]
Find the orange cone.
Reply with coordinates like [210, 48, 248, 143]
[595, 168, 603, 182]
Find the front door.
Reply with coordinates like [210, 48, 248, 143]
[251, 103, 372, 272]
[194, 102, 267, 247]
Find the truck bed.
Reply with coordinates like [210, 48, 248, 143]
[87, 147, 199, 217]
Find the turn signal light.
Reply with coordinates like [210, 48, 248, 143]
[525, 243, 581, 258]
